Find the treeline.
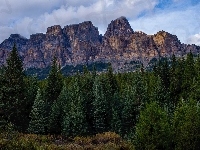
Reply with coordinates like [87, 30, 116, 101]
[0, 45, 200, 149]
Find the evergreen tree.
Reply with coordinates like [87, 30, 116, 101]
[110, 92, 122, 135]
[151, 77, 171, 113]
[173, 99, 200, 150]
[81, 72, 95, 134]
[134, 102, 172, 150]
[1, 44, 27, 131]
[62, 78, 87, 136]
[121, 72, 148, 137]
[45, 57, 63, 107]
[24, 76, 38, 129]
[190, 55, 200, 101]
[28, 88, 47, 134]
[195, 55, 200, 78]
[182, 52, 195, 98]
[158, 58, 170, 89]
[92, 76, 109, 134]
[48, 82, 68, 134]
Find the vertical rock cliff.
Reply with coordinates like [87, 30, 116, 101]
[0, 16, 199, 71]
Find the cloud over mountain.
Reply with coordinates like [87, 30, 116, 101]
[0, 0, 199, 44]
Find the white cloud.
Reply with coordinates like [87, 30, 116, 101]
[187, 34, 200, 46]
[0, 0, 158, 42]
[130, 3, 200, 44]
[0, 0, 199, 46]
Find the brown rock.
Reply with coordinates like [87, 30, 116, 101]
[0, 17, 200, 72]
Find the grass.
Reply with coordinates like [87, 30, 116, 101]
[0, 131, 135, 150]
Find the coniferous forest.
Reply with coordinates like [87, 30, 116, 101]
[0, 45, 200, 149]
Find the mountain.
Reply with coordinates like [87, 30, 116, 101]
[0, 16, 200, 72]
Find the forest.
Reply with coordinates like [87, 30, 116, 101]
[0, 44, 200, 149]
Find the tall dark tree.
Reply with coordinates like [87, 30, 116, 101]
[159, 58, 170, 89]
[182, 52, 195, 99]
[80, 71, 95, 134]
[1, 44, 27, 131]
[48, 82, 68, 134]
[45, 57, 63, 105]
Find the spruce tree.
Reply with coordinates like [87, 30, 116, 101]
[81, 72, 95, 134]
[151, 77, 171, 113]
[45, 57, 63, 107]
[121, 85, 138, 137]
[28, 88, 47, 134]
[110, 92, 122, 135]
[62, 78, 87, 136]
[2, 44, 27, 131]
[182, 52, 195, 98]
[92, 76, 108, 134]
[134, 102, 172, 150]
[121, 72, 147, 137]
[195, 55, 200, 78]
[48, 82, 68, 134]
[173, 99, 200, 150]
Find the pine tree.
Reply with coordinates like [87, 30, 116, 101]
[182, 52, 195, 98]
[92, 76, 108, 134]
[48, 82, 68, 134]
[195, 55, 200, 78]
[24, 76, 38, 130]
[151, 77, 171, 112]
[190, 56, 200, 101]
[28, 88, 47, 134]
[173, 99, 200, 150]
[121, 72, 147, 137]
[81, 72, 95, 134]
[134, 102, 172, 150]
[62, 78, 87, 136]
[45, 57, 63, 107]
[159, 58, 170, 89]
[110, 92, 122, 135]
[1, 44, 27, 131]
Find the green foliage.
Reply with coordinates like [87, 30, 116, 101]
[62, 78, 88, 137]
[28, 88, 47, 134]
[1, 44, 27, 131]
[92, 76, 109, 134]
[2, 44, 200, 149]
[134, 102, 172, 150]
[121, 72, 148, 137]
[45, 57, 63, 106]
[80, 72, 95, 134]
[173, 99, 200, 150]
[48, 82, 68, 134]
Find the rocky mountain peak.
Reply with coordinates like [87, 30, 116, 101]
[0, 16, 200, 72]
[30, 33, 45, 40]
[63, 21, 100, 44]
[46, 25, 62, 35]
[9, 34, 27, 39]
[104, 16, 134, 38]
[0, 34, 28, 52]
[152, 31, 182, 56]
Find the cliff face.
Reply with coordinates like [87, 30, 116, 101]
[0, 16, 200, 71]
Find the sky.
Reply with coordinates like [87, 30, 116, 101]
[0, 0, 199, 45]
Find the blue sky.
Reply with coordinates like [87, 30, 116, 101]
[0, 0, 199, 45]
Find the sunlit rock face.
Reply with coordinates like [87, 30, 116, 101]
[0, 17, 200, 71]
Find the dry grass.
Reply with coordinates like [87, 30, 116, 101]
[0, 132, 135, 150]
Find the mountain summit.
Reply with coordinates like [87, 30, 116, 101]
[0, 17, 199, 71]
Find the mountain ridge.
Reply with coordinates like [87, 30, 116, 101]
[0, 16, 200, 72]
